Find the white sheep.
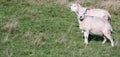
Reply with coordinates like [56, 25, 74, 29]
[78, 16, 114, 47]
[70, 3, 111, 21]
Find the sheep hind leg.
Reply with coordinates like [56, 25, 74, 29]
[104, 33, 114, 47]
[102, 36, 107, 44]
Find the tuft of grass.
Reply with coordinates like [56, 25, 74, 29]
[31, 33, 45, 49]
[1, 20, 18, 33]
[0, 20, 18, 43]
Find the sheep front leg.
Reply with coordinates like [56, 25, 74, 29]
[84, 31, 89, 44]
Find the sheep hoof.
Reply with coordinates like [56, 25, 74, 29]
[84, 42, 88, 45]
[111, 44, 114, 47]
[102, 40, 106, 44]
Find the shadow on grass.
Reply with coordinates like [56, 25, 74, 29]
[84, 34, 111, 43]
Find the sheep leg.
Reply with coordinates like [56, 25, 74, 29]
[104, 34, 114, 47]
[84, 31, 89, 44]
[102, 36, 107, 44]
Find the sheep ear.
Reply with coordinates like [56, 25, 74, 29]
[79, 2, 82, 5]
[70, 2, 75, 5]
[70, 2, 73, 5]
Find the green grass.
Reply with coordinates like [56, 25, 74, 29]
[0, 0, 120, 57]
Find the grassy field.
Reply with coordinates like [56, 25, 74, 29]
[0, 0, 120, 57]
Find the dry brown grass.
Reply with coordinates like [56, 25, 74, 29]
[22, 32, 45, 48]
[29, 0, 119, 12]
[1, 20, 18, 43]
[31, 33, 45, 48]
[23, 31, 33, 38]
[17, 0, 119, 13]
[98, 0, 120, 12]
[6, 48, 13, 57]
[25, 0, 45, 5]
[24, 0, 84, 6]
[1, 20, 18, 33]
[1, 0, 120, 11]
[25, 0, 69, 6]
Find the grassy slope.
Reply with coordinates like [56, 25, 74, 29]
[0, 0, 120, 57]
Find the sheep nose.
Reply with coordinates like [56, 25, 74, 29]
[80, 16, 82, 18]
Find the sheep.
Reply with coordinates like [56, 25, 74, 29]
[70, 3, 111, 21]
[78, 15, 114, 47]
